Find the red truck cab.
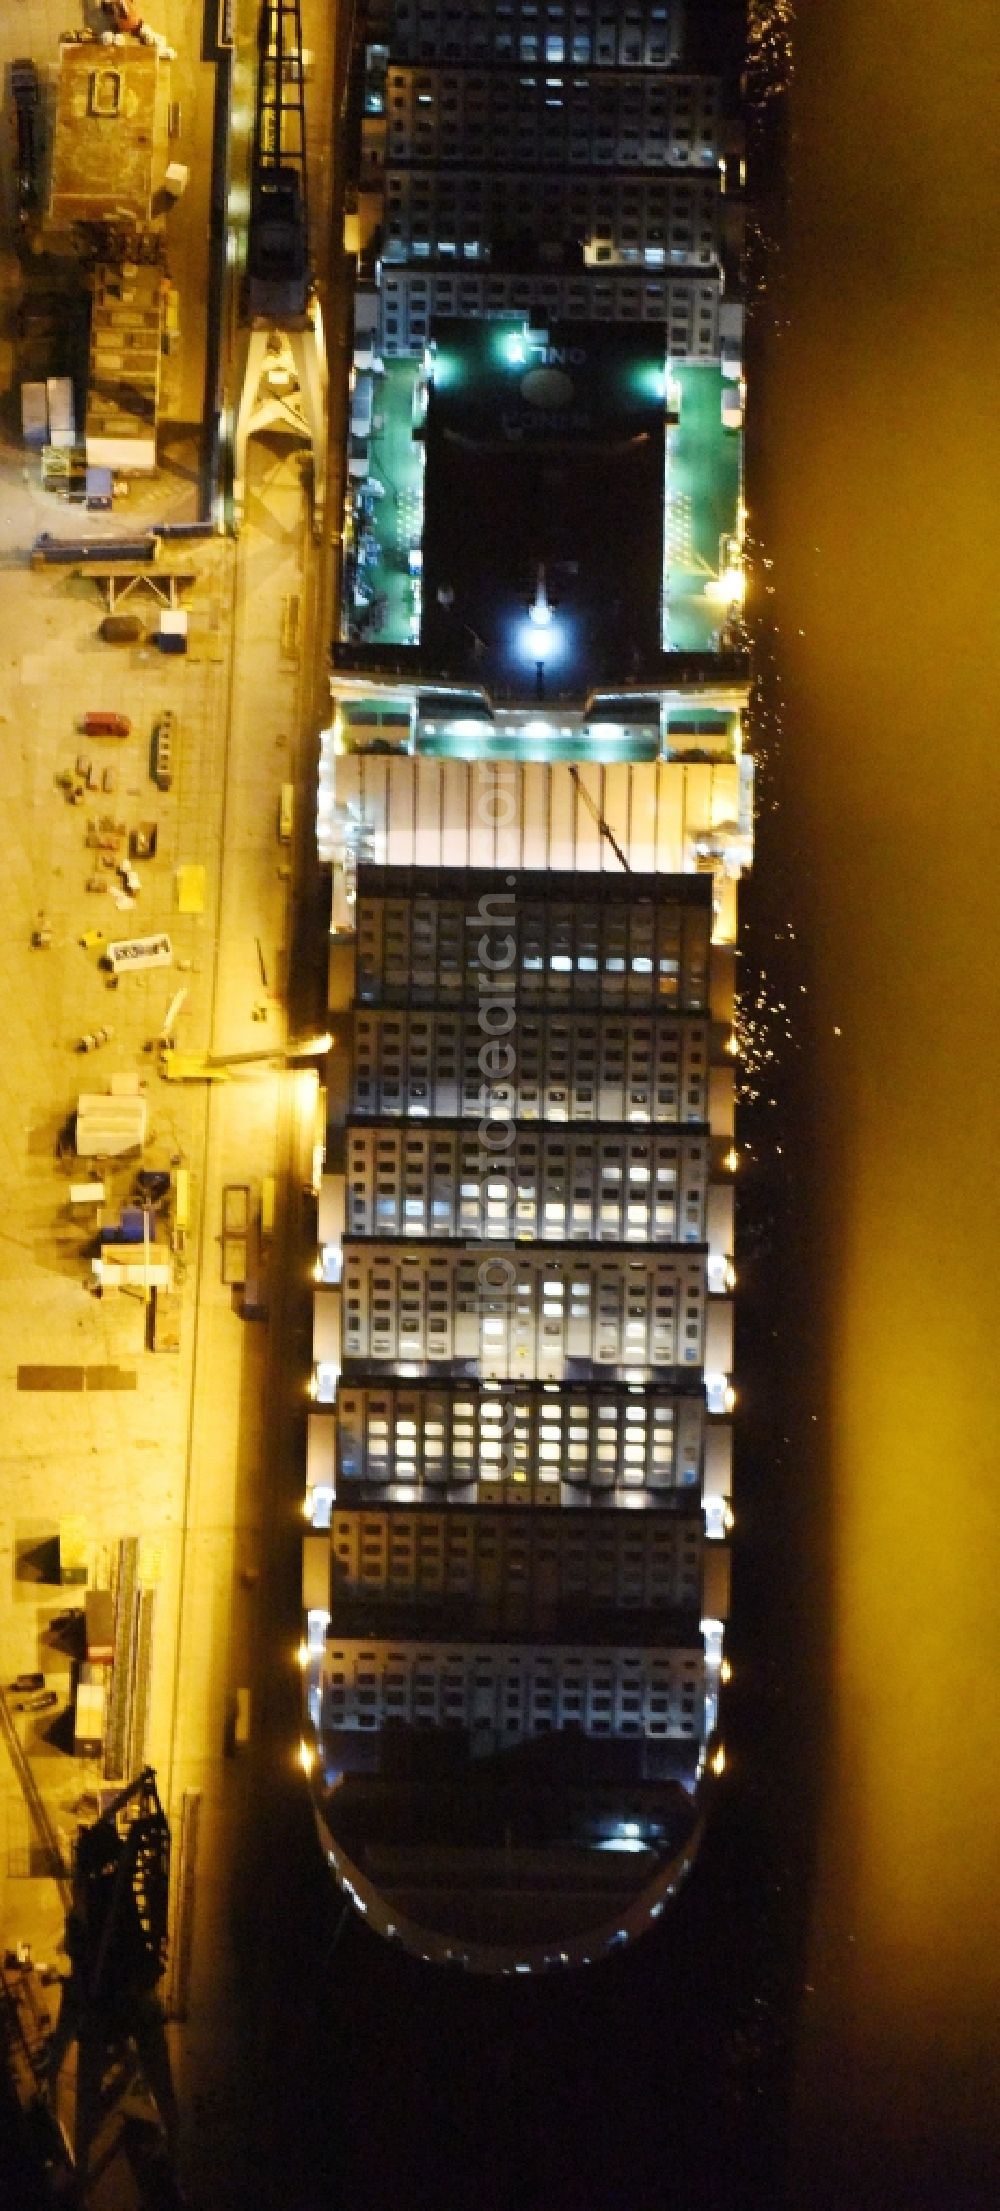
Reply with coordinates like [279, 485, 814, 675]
[82, 711, 131, 737]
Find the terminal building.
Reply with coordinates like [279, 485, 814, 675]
[47, 34, 172, 235]
[303, 0, 749, 1970]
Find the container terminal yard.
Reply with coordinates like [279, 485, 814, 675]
[0, 3, 340, 2201]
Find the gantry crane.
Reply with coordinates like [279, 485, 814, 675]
[47, 1768, 178, 2176]
[234, 1, 328, 533]
[248, 0, 311, 323]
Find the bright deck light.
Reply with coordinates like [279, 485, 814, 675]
[706, 568, 745, 607]
[528, 566, 553, 628]
[289, 1032, 334, 1058]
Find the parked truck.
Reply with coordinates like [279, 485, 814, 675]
[151, 711, 174, 789]
[222, 1184, 250, 1235]
[46, 377, 76, 451]
[82, 710, 130, 737]
[221, 1239, 246, 1287]
[20, 381, 48, 447]
[100, 613, 144, 645]
[220, 1185, 248, 1288]
[84, 1590, 114, 1665]
[151, 1285, 181, 1352]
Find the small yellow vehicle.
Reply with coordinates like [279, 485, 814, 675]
[159, 1048, 232, 1083]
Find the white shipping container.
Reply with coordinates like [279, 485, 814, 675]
[76, 1092, 148, 1156]
[21, 381, 48, 446]
[721, 384, 743, 430]
[704, 1298, 734, 1375]
[93, 1256, 172, 1288]
[74, 1670, 106, 1757]
[222, 1184, 250, 1235]
[46, 376, 77, 449]
[350, 372, 374, 439]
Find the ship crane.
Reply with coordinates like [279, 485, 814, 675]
[0, 1740, 180, 2194]
[46, 1768, 179, 2176]
[247, 0, 311, 324]
[233, 1, 328, 534]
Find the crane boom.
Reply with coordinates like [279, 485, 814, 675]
[0, 1687, 72, 1907]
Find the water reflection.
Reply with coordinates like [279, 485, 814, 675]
[751, 4, 1000, 2203]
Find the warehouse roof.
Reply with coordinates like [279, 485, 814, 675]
[49, 38, 169, 229]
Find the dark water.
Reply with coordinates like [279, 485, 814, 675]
[752, 5, 1000, 2208]
[6, 9, 992, 2209]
